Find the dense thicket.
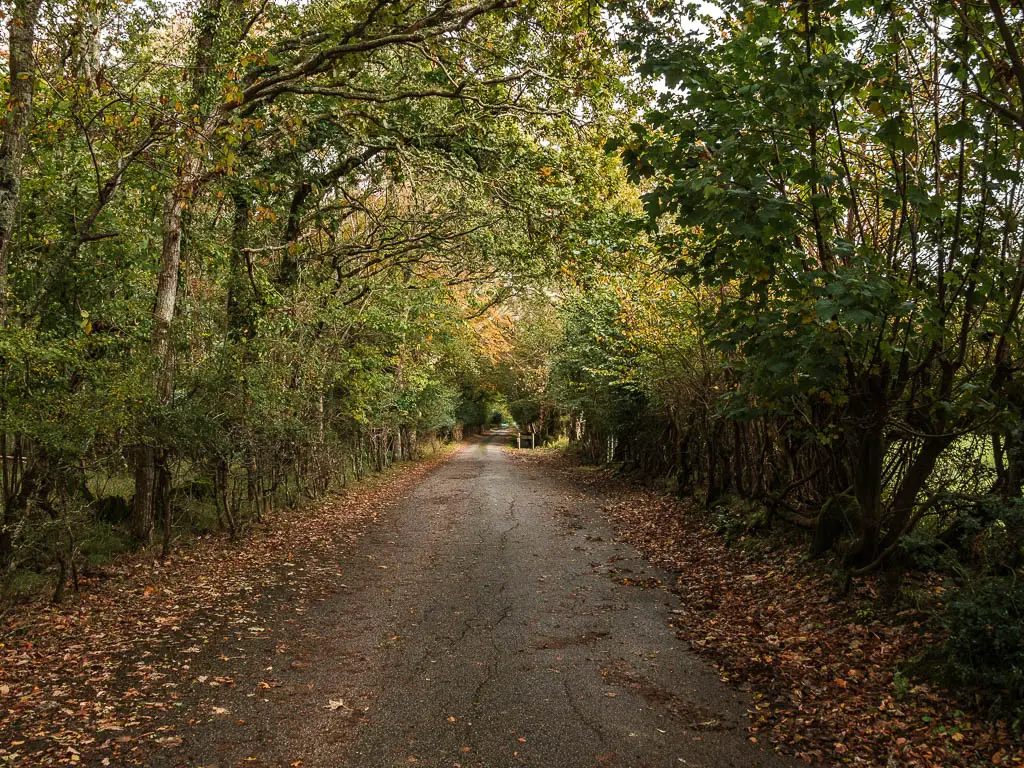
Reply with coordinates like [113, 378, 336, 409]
[528, 0, 1024, 713]
[0, 0, 629, 599]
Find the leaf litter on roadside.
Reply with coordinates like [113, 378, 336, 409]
[609, 492, 1024, 767]
[513, 449, 1024, 767]
[0, 448, 459, 767]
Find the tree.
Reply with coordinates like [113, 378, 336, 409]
[0, 0, 630, 598]
[610, 0, 1024, 566]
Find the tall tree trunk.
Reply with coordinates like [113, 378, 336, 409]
[130, 0, 238, 541]
[227, 193, 264, 520]
[849, 431, 884, 563]
[997, 417, 1024, 499]
[0, 0, 44, 325]
[246, 456, 259, 521]
[67, 0, 103, 87]
[131, 158, 203, 540]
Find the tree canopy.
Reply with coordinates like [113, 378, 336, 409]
[0, 0, 632, 574]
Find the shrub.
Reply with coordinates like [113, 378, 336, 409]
[939, 576, 1024, 723]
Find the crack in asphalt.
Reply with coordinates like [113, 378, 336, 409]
[470, 538, 513, 705]
[560, 672, 607, 746]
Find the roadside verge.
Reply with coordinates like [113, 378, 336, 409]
[0, 443, 462, 767]
[510, 449, 1022, 767]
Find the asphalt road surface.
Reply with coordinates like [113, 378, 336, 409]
[168, 433, 794, 768]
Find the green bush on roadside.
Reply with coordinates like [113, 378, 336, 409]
[938, 575, 1024, 725]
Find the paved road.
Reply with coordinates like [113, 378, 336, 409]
[169, 433, 793, 768]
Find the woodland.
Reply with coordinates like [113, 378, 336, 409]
[1, 0, 1024, 757]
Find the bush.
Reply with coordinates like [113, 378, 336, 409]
[710, 496, 770, 544]
[80, 523, 134, 569]
[938, 576, 1024, 722]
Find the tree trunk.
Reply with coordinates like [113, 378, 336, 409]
[995, 420, 1024, 498]
[849, 426, 885, 565]
[1005, 431, 1024, 498]
[129, 0, 239, 543]
[227, 192, 251, 339]
[246, 456, 259, 521]
[130, 166, 198, 540]
[848, 412, 887, 565]
[157, 450, 174, 559]
[67, 0, 103, 87]
[0, 0, 44, 325]
[131, 445, 156, 541]
[880, 435, 954, 553]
